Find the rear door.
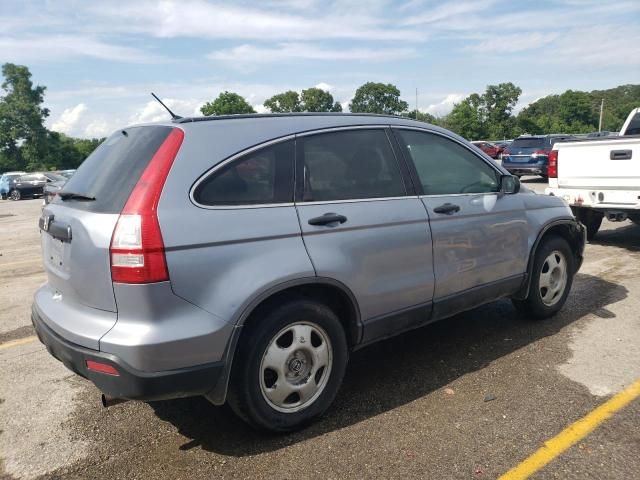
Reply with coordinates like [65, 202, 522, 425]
[39, 126, 174, 344]
[294, 127, 435, 341]
[393, 128, 528, 315]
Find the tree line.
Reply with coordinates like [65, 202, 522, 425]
[2, 61, 638, 173]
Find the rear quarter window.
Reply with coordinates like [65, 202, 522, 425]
[193, 140, 295, 206]
[58, 126, 173, 213]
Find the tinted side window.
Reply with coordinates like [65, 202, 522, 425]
[396, 130, 499, 195]
[194, 140, 294, 206]
[300, 129, 405, 202]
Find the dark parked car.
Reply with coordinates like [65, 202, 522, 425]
[1, 171, 26, 199]
[471, 141, 501, 159]
[5, 173, 49, 200]
[502, 135, 574, 178]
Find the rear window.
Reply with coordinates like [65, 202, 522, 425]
[58, 126, 172, 213]
[625, 112, 640, 136]
[510, 138, 545, 149]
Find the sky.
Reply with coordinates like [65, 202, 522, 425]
[1, 0, 639, 138]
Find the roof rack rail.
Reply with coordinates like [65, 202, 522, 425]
[174, 112, 405, 124]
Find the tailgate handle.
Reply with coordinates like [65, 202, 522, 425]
[610, 149, 632, 160]
[39, 216, 72, 243]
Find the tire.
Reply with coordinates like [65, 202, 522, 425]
[227, 299, 348, 432]
[9, 189, 21, 201]
[572, 207, 603, 241]
[513, 235, 575, 320]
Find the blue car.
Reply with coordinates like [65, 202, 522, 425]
[502, 135, 574, 178]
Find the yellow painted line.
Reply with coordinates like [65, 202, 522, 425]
[0, 335, 38, 350]
[499, 379, 640, 480]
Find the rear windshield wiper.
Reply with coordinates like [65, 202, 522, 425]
[58, 191, 96, 201]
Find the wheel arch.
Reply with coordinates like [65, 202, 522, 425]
[206, 277, 361, 405]
[514, 218, 585, 300]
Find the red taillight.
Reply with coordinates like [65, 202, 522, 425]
[548, 150, 558, 178]
[86, 360, 120, 376]
[533, 149, 550, 157]
[110, 128, 184, 284]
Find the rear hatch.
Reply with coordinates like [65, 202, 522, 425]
[504, 137, 548, 163]
[40, 126, 174, 344]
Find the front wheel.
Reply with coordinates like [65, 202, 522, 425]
[513, 235, 575, 320]
[227, 299, 348, 432]
[9, 189, 21, 201]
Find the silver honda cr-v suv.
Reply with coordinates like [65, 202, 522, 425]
[33, 113, 585, 431]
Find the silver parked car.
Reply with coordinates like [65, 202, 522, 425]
[33, 114, 585, 431]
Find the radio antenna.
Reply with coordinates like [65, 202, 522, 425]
[150, 92, 182, 120]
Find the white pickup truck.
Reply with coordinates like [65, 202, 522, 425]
[546, 107, 640, 240]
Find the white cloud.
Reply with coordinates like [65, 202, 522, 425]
[51, 103, 87, 134]
[402, 0, 497, 26]
[0, 35, 164, 63]
[466, 32, 559, 54]
[83, 120, 112, 138]
[85, 0, 427, 42]
[208, 43, 416, 69]
[130, 98, 203, 124]
[550, 26, 640, 67]
[424, 94, 466, 116]
[315, 82, 333, 92]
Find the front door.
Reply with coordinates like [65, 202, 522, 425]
[392, 128, 528, 314]
[294, 128, 435, 341]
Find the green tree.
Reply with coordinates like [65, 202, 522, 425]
[403, 109, 438, 124]
[483, 82, 521, 139]
[445, 93, 486, 140]
[517, 90, 597, 135]
[200, 91, 255, 116]
[349, 82, 408, 115]
[0, 63, 49, 171]
[300, 87, 342, 112]
[263, 90, 301, 113]
[443, 83, 521, 139]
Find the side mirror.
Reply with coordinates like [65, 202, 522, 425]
[500, 174, 520, 194]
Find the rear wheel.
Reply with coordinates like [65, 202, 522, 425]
[513, 235, 574, 320]
[227, 299, 348, 432]
[9, 189, 21, 201]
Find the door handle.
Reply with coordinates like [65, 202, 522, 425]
[308, 213, 348, 226]
[610, 149, 632, 160]
[433, 203, 460, 215]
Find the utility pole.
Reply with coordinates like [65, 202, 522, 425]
[415, 88, 418, 119]
[599, 98, 604, 132]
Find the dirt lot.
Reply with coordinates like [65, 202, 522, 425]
[1, 180, 639, 479]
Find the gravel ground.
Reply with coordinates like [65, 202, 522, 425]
[1, 180, 638, 480]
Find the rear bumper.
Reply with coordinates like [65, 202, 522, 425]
[32, 306, 224, 401]
[546, 187, 640, 212]
[502, 164, 548, 176]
